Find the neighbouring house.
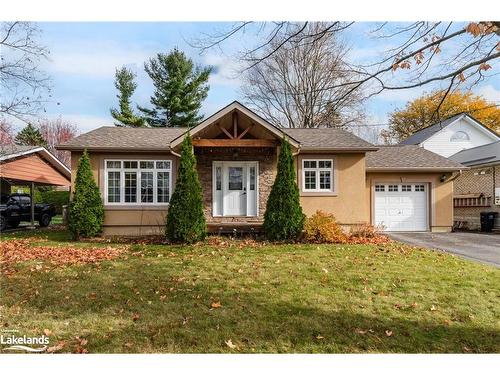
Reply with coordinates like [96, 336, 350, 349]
[399, 113, 500, 157]
[450, 141, 500, 230]
[56, 101, 465, 236]
[0, 145, 71, 227]
[0, 145, 71, 196]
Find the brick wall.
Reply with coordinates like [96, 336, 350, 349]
[454, 164, 500, 229]
[195, 147, 276, 223]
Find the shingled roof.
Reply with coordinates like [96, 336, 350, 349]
[0, 144, 41, 157]
[283, 128, 377, 151]
[366, 145, 466, 171]
[57, 126, 377, 151]
[450, 140, 500, 167]
[57, 127, 185, 151]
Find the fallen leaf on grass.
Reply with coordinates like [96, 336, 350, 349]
[0, 238, 127, 268]
[385, 330, 393, 337]
[43, 329, 52, 336]
[225, 339, 236, 349]
[211, 301, 222, 309]
[316, 335, 324, 340]
[132, 313, 140, 321]
[46, 341, 65, 353]
[76, 337, 88, 346]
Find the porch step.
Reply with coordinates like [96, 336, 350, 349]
[207, 221, 263, 234]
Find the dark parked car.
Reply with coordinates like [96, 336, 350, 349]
[0, 193, 56, 231]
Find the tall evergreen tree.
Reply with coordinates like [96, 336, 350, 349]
[68, 150, 104, 240]
[138, 49, 211, 127]
[110, 67, 145, 127]
[263, 137, 305, 241]
[15, 123, 47, 146]
[166, 134, 206, 243]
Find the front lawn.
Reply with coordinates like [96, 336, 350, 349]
[1, 229, 499, 353]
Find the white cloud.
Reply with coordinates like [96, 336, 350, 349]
[203, 53, 242, 87]
[46, 40, 153, 78]
[475, 85, 500, 103]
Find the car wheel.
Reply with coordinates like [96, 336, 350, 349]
[9, 219, 21, 228]
[39, 213, 51, 227]
[0, 215, 6, 232]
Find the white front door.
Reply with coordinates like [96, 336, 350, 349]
[225, 165, 246, 215]
[213, 162, 258, 217]
[374, 183, 428, 231]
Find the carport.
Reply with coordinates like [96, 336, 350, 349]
[0, 145, 71, 229]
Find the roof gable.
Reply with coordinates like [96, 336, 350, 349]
[169, 101, 300, 149]
[399, 113, 499, 145]
[0, 144, 71, 182]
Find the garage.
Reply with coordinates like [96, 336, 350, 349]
[374, 183, 428, 231]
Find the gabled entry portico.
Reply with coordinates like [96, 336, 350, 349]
[169, 101, 299, 230]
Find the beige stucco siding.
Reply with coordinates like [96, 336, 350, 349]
[71, 151, 176, 235]
[71, 150, 455, 235]
[297, 153, 369, 225]
[365, 172, 454, 232]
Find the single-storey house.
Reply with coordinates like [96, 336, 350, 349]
[57, 102, 465, 236]
[399, 113, 500, 157]
[450, 141, 500, 230]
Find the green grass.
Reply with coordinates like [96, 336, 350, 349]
[1, 229, 499, 353]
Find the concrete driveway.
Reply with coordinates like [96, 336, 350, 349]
[388, 232, 500, 267]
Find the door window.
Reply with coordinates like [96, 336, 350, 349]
[249, 166, 256, 191]
[228, 167, 243, 190]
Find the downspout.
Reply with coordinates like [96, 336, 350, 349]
[169, 148, 181, 158]
[447, 170, 463, 183]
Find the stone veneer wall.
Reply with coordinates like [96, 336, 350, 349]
[195, 147, 277, 223]
[454, 165, 500, 229]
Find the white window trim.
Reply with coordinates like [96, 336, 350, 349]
[104, 159, 172, 206]
[302, 159, 334, 193]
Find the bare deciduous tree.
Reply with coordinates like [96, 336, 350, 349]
[0, 22, 51, 121]
[241, 23, 364, 128]
[195, 21, 500, 121]
[0, 119, 15, 146]
[38, 118, 78, 166]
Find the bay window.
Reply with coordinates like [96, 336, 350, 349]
[105, 160, 171, 205]
[302, 159, 334, 192]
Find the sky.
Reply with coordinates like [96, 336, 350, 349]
[12, 22, 500, 138]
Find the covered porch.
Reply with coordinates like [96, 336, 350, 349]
[170, 102, 299, 232]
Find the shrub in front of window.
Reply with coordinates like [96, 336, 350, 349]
[263, 137, 305, 241]
[166, 134, 206, 243]
[303, 210, 348, 244]
[68, 150, 104, 240]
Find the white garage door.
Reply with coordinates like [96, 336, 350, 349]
[374, 183, 428, 232]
